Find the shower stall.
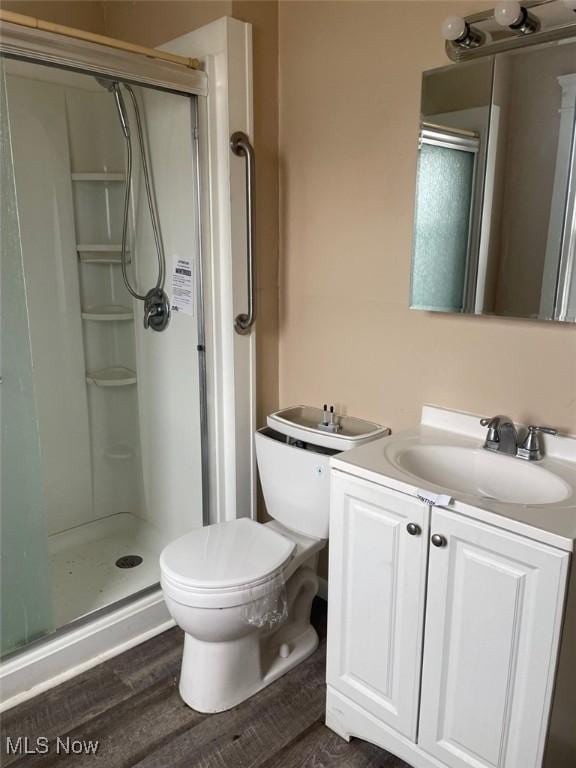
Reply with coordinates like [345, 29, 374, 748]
[0, 15, 256, 707]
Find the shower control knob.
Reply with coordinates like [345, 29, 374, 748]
[143, 288, 171, 332]
[406, 523, 422, 536]
[431, 533, 447, 548]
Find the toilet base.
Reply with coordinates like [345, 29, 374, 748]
[179, 621, 319, 713]
[178, 565, 321, 713]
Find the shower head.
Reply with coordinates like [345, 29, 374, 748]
[112, 84, 131, 140]
[95, 80, 130, 141]
[94, 77, 130, 139]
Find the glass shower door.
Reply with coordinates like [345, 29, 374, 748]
[0, 62, 54, 656]
[0, 55, 204, 657]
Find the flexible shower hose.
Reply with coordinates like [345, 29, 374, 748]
[113, 82, 166, 301]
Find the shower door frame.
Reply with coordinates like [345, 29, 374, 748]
[0, 16, 255, 711]
[0, 18, 207, 95]
[162, 19, 258, 528]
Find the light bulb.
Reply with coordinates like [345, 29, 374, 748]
[495, 1, 523, 27]
[441, 15, 466, 41]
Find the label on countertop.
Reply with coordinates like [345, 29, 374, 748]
[171, 257, 194, 315]
[417, 489, 453, 507]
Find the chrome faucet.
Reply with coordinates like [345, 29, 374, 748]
[480, 415, 518, 456]
[480, 416, 557, 461]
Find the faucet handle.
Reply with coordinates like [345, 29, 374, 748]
[480, 417, 499, 444]
[518, 425, 557, 461]
[526, 425, 557, 436]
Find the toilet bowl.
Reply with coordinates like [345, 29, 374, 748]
[161, 516, 324, 712]
[160, 407, 387, 713]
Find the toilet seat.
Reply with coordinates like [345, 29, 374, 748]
[160, 518, 295, 609]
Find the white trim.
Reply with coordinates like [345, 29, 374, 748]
[475, 104, 500, 313]
[326, 686, 446, 768]
[163, 18, 256, 524]
[420, 127, 479, 154]
[0, 590, 173, 713]
[541, 73, 576, 320]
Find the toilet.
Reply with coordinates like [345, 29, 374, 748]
[160, 406, 387, 713]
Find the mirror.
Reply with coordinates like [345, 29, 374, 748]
[411, 42, 576, 322]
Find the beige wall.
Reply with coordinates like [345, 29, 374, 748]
[278, 0, 576, 436]
[232, 0, 280, 425]
[494, 45, 575, 317]
[0, 0, 106, 31]
[101, 1, 232, 48]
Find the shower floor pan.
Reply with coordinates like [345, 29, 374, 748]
[48, 513, 164, 629]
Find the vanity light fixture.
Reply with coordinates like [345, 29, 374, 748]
[443, 0, 576, 60]
[494, 1, 540, 33]
[441, 15, 485, 48]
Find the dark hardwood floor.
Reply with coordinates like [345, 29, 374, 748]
[1, 599, 411, 767]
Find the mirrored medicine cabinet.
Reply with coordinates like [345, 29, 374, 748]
[410, 41, 576, 322]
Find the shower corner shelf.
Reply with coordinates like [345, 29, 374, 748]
[86, 367, 137, 387]
[71, 172, 125, 182]
[82, 305, 133, 322]
[104, 445, 134, 460]
[77, 245, 130, 264]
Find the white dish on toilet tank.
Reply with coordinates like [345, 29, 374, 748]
[268, 405, 389, 451]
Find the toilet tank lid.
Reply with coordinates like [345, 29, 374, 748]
[160, 518, 295, 590]
[268, 405, 389, 452]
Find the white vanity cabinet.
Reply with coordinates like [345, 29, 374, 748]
[326, 470, 572, 768]
[327, 472, 429, 739]
[419, 508, 568, 768]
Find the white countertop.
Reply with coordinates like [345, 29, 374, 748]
[331, 406, 576, 552]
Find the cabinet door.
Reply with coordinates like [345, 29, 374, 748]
[419, 509, 569, 768]
[326, 471, 429, 740]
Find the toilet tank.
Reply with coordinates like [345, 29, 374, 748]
[255, 407, 388, 540]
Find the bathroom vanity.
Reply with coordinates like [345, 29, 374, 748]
[325, 407, 576, 768]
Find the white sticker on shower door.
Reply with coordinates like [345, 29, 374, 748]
[171, 257, 194, 315]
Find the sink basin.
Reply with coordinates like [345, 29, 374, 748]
[393, 445, 571, 505]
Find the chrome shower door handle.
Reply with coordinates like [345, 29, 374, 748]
[230, 131, 256, 335]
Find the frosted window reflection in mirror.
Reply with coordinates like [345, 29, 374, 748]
[411, 132, 478, 312]
[410, 43, 576, 322]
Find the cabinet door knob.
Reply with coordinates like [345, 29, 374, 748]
[406, 522, 422, 536]
[431, 533, 447, 548]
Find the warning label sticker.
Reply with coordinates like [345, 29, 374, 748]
[171, 257, 194, 315]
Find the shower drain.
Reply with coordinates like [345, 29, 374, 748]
[115, 555, 143, 569]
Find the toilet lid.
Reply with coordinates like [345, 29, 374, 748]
[160, 518, 295, 590]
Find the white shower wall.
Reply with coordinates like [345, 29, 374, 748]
[67, 82, 144, 529]
[132, 88, 203, 543]
[6, 62, 204, 548]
